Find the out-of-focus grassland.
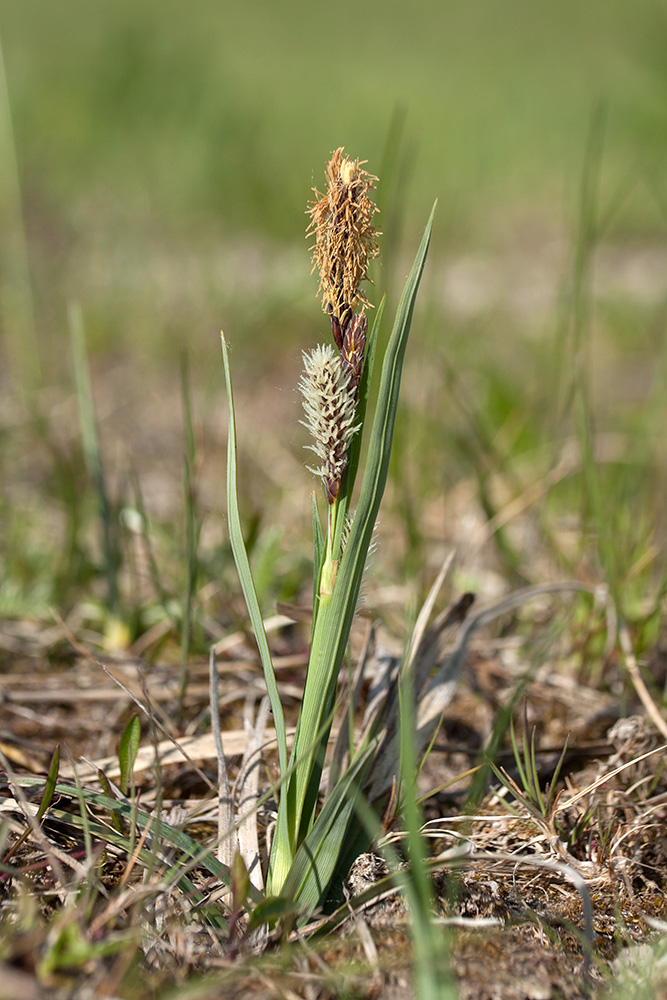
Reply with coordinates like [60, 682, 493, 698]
[1, 0, 665, 367]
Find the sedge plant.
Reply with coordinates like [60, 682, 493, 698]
[221, 148, 435, 916]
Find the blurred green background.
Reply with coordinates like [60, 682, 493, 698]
[1, 0, 666, 630]
[1, 0, 665, 374]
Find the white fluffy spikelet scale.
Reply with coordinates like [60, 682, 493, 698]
[299, 344, 360, 504]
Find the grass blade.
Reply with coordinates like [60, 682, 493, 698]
[220, 332, 288, 776]
[398, 671, 455, 1000]
[13, 776, 258, 907]
[118, 714, 141, 798]
[36, 745, 60, 821]
[282, 736, 379, 917]
[311, 491, 324, 624]
[2, 746, 62, 862]
[179, 355, 203, 720]
[69, 302, 120, 616]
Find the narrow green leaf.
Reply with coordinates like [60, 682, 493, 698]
[36, 744, 60, 821]
[344, 203, 436, 590]
[510, 718, 528, 794]
[547, 733, 570, 813]
[231, 851, 251, 913]
[398, 674, 433, 913]
[14, 776, 261, 909]
[311, 491, 324, 623]
[398, 674, 455, 1000]
[97, 769, 122, 833]
[267, 695, 341, 893]
[69, 758, 94, 860]
[220, 332, 288, 776]
[2, 745, 63, 862]
[69, 302, 119, 612]
[118, 714, 141, 797]
[529, 728, 545, 813]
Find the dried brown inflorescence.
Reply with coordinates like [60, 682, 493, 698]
[307, 147, 379, 347]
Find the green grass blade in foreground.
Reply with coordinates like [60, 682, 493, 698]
[272, 204, 436, 889]
[398, 674, 454, 1000]
[311, 491, 324, 628]
[220, 333, 288, 776]
[3, 746, 62, 861]
[38, 745, 60, 821]
[328, 772, 457, 1000]
[14, 776, 252, 910]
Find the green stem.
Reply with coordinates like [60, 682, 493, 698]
[319, 500, 339, 599]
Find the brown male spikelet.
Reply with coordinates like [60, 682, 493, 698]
[307, 148, 379, 348]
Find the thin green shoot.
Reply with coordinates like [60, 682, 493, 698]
[69, 302, 121, 621]
[0, 30, 40, 393]
[490, 714, 570, 838]
[220, 331, 288, 777]
[118, 714, 141, 799]
[1, 745, 60, 864]
[398, 666, 456, 1000]
[179, 354, 203, 720]
[13, 775, 246, 914]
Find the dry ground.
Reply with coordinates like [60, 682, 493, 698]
[2, 588, 667, 999]
[2, 284, 667, 999]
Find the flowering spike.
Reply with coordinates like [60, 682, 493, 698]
[307, 148, 379, 335]
[299, 344, 360, 505]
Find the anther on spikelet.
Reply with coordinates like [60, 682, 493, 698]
[307, 148, 379, 345]
[299, 344, 360, 505]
